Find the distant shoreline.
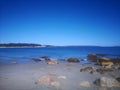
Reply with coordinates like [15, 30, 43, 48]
[0, 46, 47, 48]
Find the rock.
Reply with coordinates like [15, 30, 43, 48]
[116, 77, 120, 82]
[32, 58, 41, 62]
[87, 54, 108, 64]
[67, 58, 80, 63]
[41, 56, 51, 61]
[80, 67, 93, 73]
[35, 76, 54, 84]
[111, 58, 120, 65]
[87, 54, 98, 62]
[100, 57, 110, 61]
[94, 77, 120, 88]
[101, 61, 114, 68]
[90, 69, 98, 74]
[112, 64, 120, 69]
[47, 61, 59, 65]
[96, 68, 114, 74]
[80, 81, 90, 88]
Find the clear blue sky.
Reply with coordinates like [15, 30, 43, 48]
[0, 0, 120, 46]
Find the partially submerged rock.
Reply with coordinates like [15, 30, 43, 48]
[80, 81, 90, 88]
[94, 77, 120, 88]
[67, 58, 80, 63]
[41, 56, 51, 61]
[87, 54, 98, 62]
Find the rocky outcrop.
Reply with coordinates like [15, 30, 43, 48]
[67, 58, 80, 63]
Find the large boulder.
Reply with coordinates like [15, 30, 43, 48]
[67, 58, 80, 63]
[87, 54, 108, 63]
[87, 54, 98, 62]
[101, 61, 114, 68]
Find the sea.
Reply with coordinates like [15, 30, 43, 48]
[0, 46, 120, 63]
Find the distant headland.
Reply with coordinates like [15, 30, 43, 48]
[0, 43, 52, 48]
[0, 43, 119, 48]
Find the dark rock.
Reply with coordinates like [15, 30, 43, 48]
[116, 77, 120, 82]
[96, 68, 114, 74]
[111, 58, 120, 65]
[87, 54, 98, 62]
[93, 79, 100, 86]
[67, 58, 80, 63]
[87, 54, 111, 64]
[41, 56, 51, 61]
[32, 58, 41, 62]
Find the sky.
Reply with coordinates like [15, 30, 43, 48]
[0, 0, 120, 46]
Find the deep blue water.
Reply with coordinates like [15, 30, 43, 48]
[0, 46, 120, 63]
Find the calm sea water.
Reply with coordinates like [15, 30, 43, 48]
[0, 46, 120, 63]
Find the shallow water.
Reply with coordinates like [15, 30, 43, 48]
[0, 46, 120, 63]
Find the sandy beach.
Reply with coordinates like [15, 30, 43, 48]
[0, 61, 120, 90]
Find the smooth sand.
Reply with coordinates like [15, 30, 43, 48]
[0, 62, 120, 90]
